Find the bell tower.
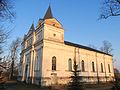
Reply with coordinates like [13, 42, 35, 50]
[43, 6, 64, 43]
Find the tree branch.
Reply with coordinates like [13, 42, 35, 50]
[99, 0, 120, 19]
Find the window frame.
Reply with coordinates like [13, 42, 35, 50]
[68, 58, 72, 71]
[92, 62, 95, 72]
[52, 56, 56, 71]
[108, 64, 111, 73]
[81, 60, 85, 72]
[101, 63, 104, 73]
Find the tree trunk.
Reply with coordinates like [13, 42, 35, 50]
[10, 58, 14, 79]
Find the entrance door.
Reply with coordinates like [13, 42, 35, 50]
[51, 73, 58, 85]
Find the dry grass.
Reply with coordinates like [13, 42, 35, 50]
[4, 80, 113, 90]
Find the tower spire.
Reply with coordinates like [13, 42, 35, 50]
[30, 23, 35, 31]
[44, 5, 53, 19]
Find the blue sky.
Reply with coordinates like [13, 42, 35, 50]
[9, 0, 120, 69]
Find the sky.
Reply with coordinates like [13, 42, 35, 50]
[7, 0, 120, 69]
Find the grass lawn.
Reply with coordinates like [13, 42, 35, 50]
[4, 80, 113, 90]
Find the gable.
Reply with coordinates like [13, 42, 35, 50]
[44, 18, 63, 29]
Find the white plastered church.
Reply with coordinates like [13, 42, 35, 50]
[18, 6, 114, 86]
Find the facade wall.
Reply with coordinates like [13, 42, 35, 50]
[40, 39, 114, 86]
[32, 47, 43, 85]
[21, 49, 31, 82]
[19, 18, 114, 86]
[44, 23, 64, 43]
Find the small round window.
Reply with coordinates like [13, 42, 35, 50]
[53, 24, 55, 26]
[53, 34, 56, 37]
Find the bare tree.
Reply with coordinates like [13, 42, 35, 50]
[0, 0, 15, 22]
[99, 0, 120, 19]
[0, 0, 15, 54]
[100, 40, 113, 54]
[0, 26, 9, 54]
[0, 0, 16, 78]
[9, 37, 21, 79]
[0, 54, 12, 77]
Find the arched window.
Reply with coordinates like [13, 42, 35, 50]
[52, 56, 56, 71]
[68, 58, 72, 71]
[81, 60, 85, 72]
[101, 63, 103, 73]
[92, 62, 95, 72]
[108, 64, 111, 73]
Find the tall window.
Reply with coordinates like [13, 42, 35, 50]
[37, 56, 39, 70]
[108, 64, 111, 73]
[36, 31, 42, 41]
[81, 60, 85, 72]
[35, 56, 38, 71]
[52, 56, 56, 71]
[68, 58, 72, 71]
[101, 63, 103, 73]
[29, 37, 33, 45]
[92, 62, 95, 72]
[26, 40, 29, 47]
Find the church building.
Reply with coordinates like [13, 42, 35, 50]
[18, 6, 114, 86]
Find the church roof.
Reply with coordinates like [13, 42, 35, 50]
[27, 23, 35, 36]
[29, 23, 35, 31]
[64, 41, 112, 56]
[44, 6, 53, 19]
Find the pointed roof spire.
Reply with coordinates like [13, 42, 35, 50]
[29, 23, 35, 31]
[44, 5, 53, 19]
[27, 23, 35, 36]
